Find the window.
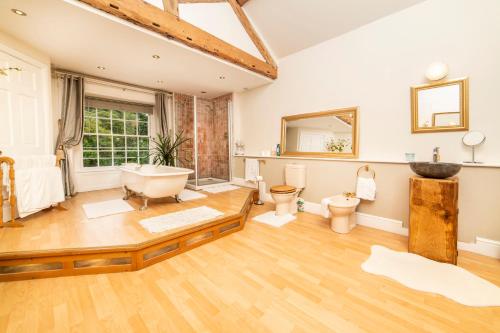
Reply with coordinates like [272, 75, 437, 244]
[82, 106, 150, 168]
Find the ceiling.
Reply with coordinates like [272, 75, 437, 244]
[0, 0, 271, 98]
[244, 0, 425, 59]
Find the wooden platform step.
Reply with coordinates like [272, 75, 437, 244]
[0, 190, 256, 281]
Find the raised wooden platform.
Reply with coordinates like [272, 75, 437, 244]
[0, 187, 256, 281]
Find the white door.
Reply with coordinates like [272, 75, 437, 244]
[0, 49, 47, 156]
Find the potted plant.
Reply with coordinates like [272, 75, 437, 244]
[150, 131, 190, 166]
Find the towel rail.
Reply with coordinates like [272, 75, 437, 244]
[0, 157, 23, 228]
[357, 164, 375, 179]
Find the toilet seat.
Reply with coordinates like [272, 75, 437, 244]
[270, 185, 296, 194]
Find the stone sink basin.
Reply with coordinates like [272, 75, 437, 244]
[409, 162, 462, 179]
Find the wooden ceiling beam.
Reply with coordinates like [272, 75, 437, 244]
[237, 0, 249, 6]
[178, 0, 225, 3]
[78, 0, 276, 79]
[162, 0, 178, 16]
[227, 0, 276, 68]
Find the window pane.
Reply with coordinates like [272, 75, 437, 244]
[139, 157, 149, 164]
[112, 120, 124, 134]
[83, 118, 96, 133]
[126, 137, 137, 149]
[113, 136, 125, 148]
[83, 159, 98, 167]
[98, 119, 111, 134]
[99, 158, 112, 167]
[125, 112, 137, 121]
[83, 135, 97, 148]
[84, 107, 96, 118]
[83, 150, 97, 158]
[99, 151, 112, 159]
[114, 158, 125, 166]
[127, 157, 138, 163]
[138, 122, 148, 136]
[138, 113, 148, 122]
[112, 110, 124, 119]
[139, 137, 149, 149]
[99, 135, 112, 149]
[113, 150, 126, 159]
[126, 121, 137, 135]
[127, 150, 138, 158]
[97, 108, 111, 118]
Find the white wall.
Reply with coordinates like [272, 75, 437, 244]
[234, 0, 500, 164]
[179, 2, 264, 61]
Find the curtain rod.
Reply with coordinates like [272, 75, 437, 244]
[52, 68, 172, 96]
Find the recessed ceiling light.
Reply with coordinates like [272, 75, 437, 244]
[97, 66, 106, 70]
[157, 80, 163, 84]
[201, 91, 207, 94]
[11, 9, 27, 16]
[152, 54, 160, 59]
[219, 75, 226, 80]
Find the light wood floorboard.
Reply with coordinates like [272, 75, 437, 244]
[0, 200, 499, 332]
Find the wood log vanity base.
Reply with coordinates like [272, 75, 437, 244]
[0, 188, 256, 281]
[409, 176, 458, 264]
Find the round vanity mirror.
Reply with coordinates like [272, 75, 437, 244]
[462, 131, 485, 164]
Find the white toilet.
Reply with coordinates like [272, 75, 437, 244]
[327, 194, 360, 233]
[270, 164, 306, 216]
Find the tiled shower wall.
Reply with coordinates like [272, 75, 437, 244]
[196, 94, 231, 180]
[174, 93, 195, 178]
[175, 93, 231, 181]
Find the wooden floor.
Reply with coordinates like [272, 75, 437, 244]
[1, 200, 499, 332]
[0, 187, 253, 253]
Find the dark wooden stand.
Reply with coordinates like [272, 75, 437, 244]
[409, 176, 458, 264]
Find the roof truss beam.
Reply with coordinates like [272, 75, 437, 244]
[78, 0, 277, 79]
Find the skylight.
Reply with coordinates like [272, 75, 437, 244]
[144, 0, 164, 10]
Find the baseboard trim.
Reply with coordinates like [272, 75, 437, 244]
[301, 199, 500, 259]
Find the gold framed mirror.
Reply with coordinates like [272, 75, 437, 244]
[280, 107, 358, 158]
[411, 77, 469, 133]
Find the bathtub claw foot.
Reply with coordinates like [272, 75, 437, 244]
[175, 195, 182, 203]
[123, 186, 131, 200]
[140, 198, 148, 211]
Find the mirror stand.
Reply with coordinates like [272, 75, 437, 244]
[463, 145, 483, 164]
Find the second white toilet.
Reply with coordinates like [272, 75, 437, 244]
[270, 164, 306, 216]
[327, 194, 360, 233]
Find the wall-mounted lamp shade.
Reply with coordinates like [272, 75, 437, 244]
[425, 62, 449, 81]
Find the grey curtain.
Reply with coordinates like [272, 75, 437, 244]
[154, 92, 173, 137]
[55, 74, 85, 196]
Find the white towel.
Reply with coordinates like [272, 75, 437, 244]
[245, 158, 260, 182]
[356, 177, 376, 201]
[15, 167, 65, 218]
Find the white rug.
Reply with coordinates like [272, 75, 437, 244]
[82, 199, 134, 219]
[252, 211, 296, 228]
[178, 189, 207, 201]
[203, 184, 240, 193]
[139, 206, 224, 233]
[361, 245, 500, 307]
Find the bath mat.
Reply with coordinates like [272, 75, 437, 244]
[178, 189, 207, 201]
[203, 184, 240, 194]
[139, 206, 224, 233]
[361, 245, 500, 307]
[252, 211, 296, 228]
[82, 199, 134, 219]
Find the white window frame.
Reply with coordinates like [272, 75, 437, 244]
[80, 106, 151, 172]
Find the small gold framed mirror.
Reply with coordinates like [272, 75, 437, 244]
[280, 107, 358, 158]
[411, 77, 469, 133]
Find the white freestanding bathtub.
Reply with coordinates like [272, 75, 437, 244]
[120, 164, 194, 210]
